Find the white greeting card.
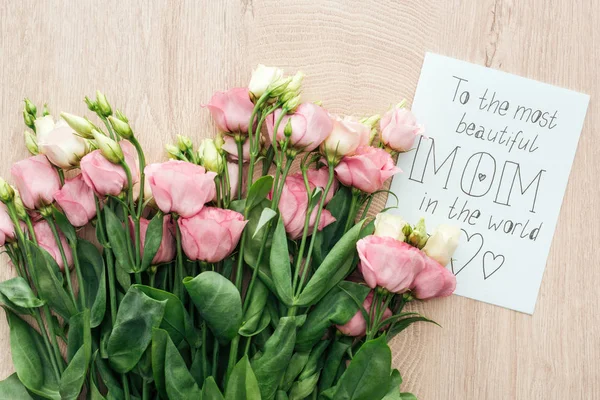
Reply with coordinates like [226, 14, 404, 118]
[387, 53, 589, 313]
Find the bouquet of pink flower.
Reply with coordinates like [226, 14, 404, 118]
[0, 66, 459, 400]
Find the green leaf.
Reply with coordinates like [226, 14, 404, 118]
[225, 355, 261, 400]
[386, 316, 439, 341]
[78, 239, 106, 328]
[280, 352, 310, 392]
[107, 286, 167, 373]
[239, 279, 271, 337]
[382, 369, 403, 400]
[202, 376, 224, 399]
[184, 271, 242, 344]
[251, 316, 303, 400]
[26, 240, 76, 320]
[244, 200, 276, 294]
[298, 339, 330, 380]
[6, 311, 60, 400]
[104, 206, 135, 273]
[313, 186, 352, 265]
[253, 208, 277, 239]
[0, 373, 34, 400]
[288, 372, 319, 400]
[0, 277, 44, 309]
[269, 218, 293, 306]
[400, 393, 417, 400]
[331, 336, 392, 400]
[135, 284, 198, 347]
[7, 309, 44, 390]
[296, 281, 370, 351]
[0, 292, 30, 315]
[189, 347, 210, 388]
[115, 263, 131, 291]
[164, 332, 202, 399]
[59, 345, 89, 400]
[319, 336, 352, 393]
[246, 175, 274, 211]
[151, 328, 169, 399]
[295, 222, 364, 307]
[66, 309, 91, 363]
[140, 212, 164, 272]
[52, 208, 77, 244]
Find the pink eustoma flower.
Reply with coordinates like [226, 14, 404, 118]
[277, 174, 336, 240]
[380, 107, 424, 152]
[206, 87, 255, 133]
[357, 235, 425, 293]
[335, 146, 401, 193]
[80, 140, 139, 197]
[34, 220, 73, 271]
[411, 256, 456, 300]
[11, 155, 61, 209]
[54, 175, 97, 227]
[145, 160, 216, 218]
[336, 291, 393, 337]
[0, 203, 16, 246]
[128, 216, 176, 265]
[178, 207, 247, 263]
[265, 103, 333, 152]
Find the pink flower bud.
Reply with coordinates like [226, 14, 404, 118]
[380, 108, 424, 152]
[34, 220, 73, 271]
[336, 291, 393, 337]
[334, 146, 401, 193]
[357, 235, 425, 293]
[53, 175, 97, 227]
[276, 174, 336, 240]
[145, 161, 216, 218]
[128, 216, 176, 265]
[206, 88, 255, 134]
[11, 155, 61, 209]
[178, 207, 247, 263]
[0, 203, 16, 246]
[80, 140, 139, 197]
[411, 256, 456, 300]
[265, 103, 333, 152]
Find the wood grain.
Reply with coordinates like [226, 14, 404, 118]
[1, 0, 598, 398]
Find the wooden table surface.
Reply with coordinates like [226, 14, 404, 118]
[1, 1, 598, 399]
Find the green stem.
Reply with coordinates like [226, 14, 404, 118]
[202, 324, 209, 379]
[343, 191, 361, 234]
[70, 241, 87, 309]
[212, 342, 219, 378]
[33, 311, 62, 380]
[25, 216, 37, 243]
[95, 197, 117, 325]
[130, 136, 147, 218]
[57, 168, 65, 186]
[236, 137, 244, 200]
[295, 164, 335, 295]
[142, 381, 150, 400]
[271, 155, 293, 211]
[226, 335, 240, 384]
[173, 215, 185, 300]
[242, 233, 268, 314]
[102, 117, 117, 141]
[5, 203, 64, 378]
[44, 216, 78, 310]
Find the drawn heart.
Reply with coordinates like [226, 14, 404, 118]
[482, 251, 505, 280]
[478, 173, 486, 182]
[451, 230, 484, 275]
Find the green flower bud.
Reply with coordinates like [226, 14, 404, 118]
[13, 190, 27, 219]
[24, 98, 37, 117]
[92, 130, 123, 164]
[198, 138, 224, 174]
[23, 110, 35, 129]
[284, 118, 293, 138]
[96, 91, 112, 117]
[108, 116, 133, 139]
[84, 96, 99, 112]
[286, 71, 305, 93]
[176, 135, 193, 152]
[284, 95, 302, 111]
[115, 109, 128, 123]
[24, 131, 38, 155]
[61, 112, 96, 139]
[268, 76, 292, 97]
[165, 144, 185, 160]
[0, 177, 15, 203]
[408, 218, 428, 249]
